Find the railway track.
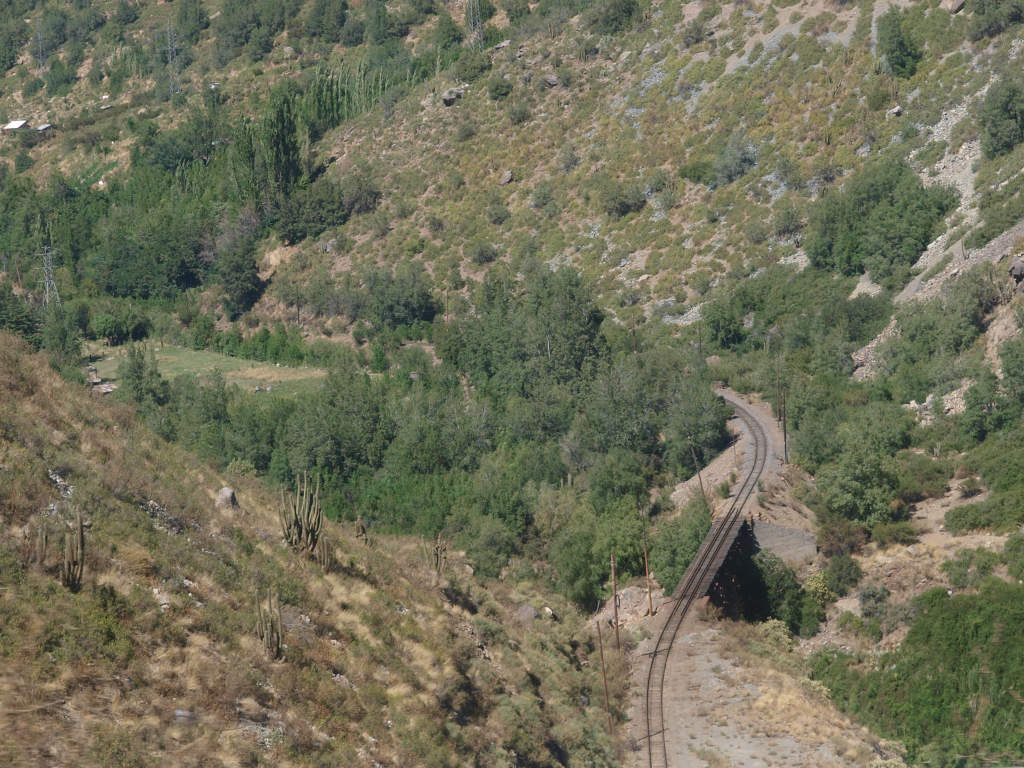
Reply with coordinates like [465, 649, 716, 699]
[643, 394, 769, 768]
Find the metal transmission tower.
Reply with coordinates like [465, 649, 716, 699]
[40, 246, 61, 309]
[164, 22, 180, 98]
[465, 0, 484, 51]
[35, 18, 44, 72]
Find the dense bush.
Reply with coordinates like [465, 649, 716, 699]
[649, 497, 711, 594]
[805, 158, 957, 281]
[968, 0, 1024, 40]
[277, 168, 382, 243]
[714, 131, 758, 186]
[487, 76, 513, 100]
[877, 9, 921, 78]
[591, 0, 639, 33]
[454, 50, 491, 81]
[823, 554, 863, 596]
[508, 101, 531, 125]
[596, 177, 646, 218]
[813, 580, 1024, 763]
[753, 552, 823, 637]
[978, 73, 1024, 158]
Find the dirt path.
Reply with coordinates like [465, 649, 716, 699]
[624, 389, 876, 767]
[646, 611, 882, 768]
[671, 388, 785, 516]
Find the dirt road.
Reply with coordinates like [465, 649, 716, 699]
[629, 390, 878, 768]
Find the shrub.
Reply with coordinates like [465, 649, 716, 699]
[504, 0, 530, 22]
[679, 159, 715, 186]
[341, 16, 366, 44]
[592, 0, 639, 33]
[456, 515, 517, 578]
[858, 583, 890, 618]
[877, 9, 921, 78]
[597, 177, 646, 218]
[486, 200, 510, 225]
[487, 76, 513, 100]
[978, 74, 1024, 159]
[714, 131, 757, 186]
[805, 572, 837, 608]
[941, 547, 999, 588]
[468, 241, 498, 264]
[508, 101, 531, 125]
[837, 610, 883, 641]
[531, 181, 554, 210]
[823, 554, 863, 596]
[754, 551, 823, 636]
[818, 515, 868, 556]
[558, 144, 580, 172]
[454, 50, 491, 81]
[14, 150, 34, 173]
[871, 521, 918, 547]
[895, 453, 950, 503]
[455, 121, 477, 142]
[1004, 533, 1024, 581]
[772, 199, 803, 237]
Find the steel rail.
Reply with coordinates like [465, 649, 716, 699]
[644, 396, 768, 768]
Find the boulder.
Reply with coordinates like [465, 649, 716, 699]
[887, 104, 903, 118]
[215, 487, 238, 509]
[441, 87, 464, 106]
[494, 39, 511, 49]
[942, 0, 965, 12]
[1008, 257, 1024, 282]
[543, 73, 559, 88]
[499, 169, 514, 185]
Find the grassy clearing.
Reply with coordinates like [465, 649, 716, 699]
[90, 344, 326, 397]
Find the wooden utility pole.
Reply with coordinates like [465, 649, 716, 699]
[781, 386, 789, 463]
[610, 553, 620, 651]
[642, 509, 653, 616]
[689, 440, 708, 508]
[596, 621, 613, 733]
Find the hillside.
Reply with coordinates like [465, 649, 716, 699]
[2, 0, 1024, 765]
[0, 335, 626, 766]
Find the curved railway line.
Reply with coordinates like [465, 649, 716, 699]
[643, 394, 769, 768]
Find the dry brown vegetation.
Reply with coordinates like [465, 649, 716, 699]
[0, 334, 627, 767]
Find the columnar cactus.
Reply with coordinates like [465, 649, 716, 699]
[278, 472, 323, 555]
[60, 512, 85, 590]
[255, 588, 283, 660]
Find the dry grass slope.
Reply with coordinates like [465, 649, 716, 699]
[0, 333, 626, 767]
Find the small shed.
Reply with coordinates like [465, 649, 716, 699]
[2, 119, 28, 133]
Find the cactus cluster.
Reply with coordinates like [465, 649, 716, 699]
[278, 472, 323, 555]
